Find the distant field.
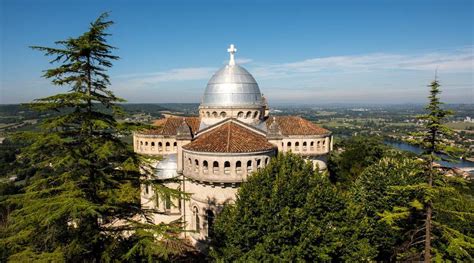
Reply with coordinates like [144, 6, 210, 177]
[315, 111, 337, 116]
[318, 121, 353, 128]
[447, 122, 474, 130]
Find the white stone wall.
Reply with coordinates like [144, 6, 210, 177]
[182, 149, 276, 183]
[184, 179, 238, 240]
[279, 136, 331, 155]
[134, 133, 178, 155]
[135, 124, 333, 244]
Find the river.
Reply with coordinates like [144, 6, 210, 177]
[385, 141, 474, 172]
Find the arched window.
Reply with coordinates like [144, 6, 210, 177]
[224, 161, 231, 175]
[265, 157, 269, 165]
[213, 161, 219, 174]
[188, 158, 192, 169]
[295, 142, 299, 151]
[220, 112, 226, 118]
[302, 141, 307, 151]
[165, 142, 170, 151]
[310, 141, 315, 151]
[317, 141, 321, 148]
[247, 160, 252, 173]
[151, 142, 155, 147]
[206, 210, 215, 236]
[145, 141, 148, 146]
[206, 111, 210, 117]
[236, 161, 242, 174]
[246, 111, 252, 119]
[165, 193, 171, 210]
[158, 142, 163, 151]
[237, 111, 244, 118]
[173, 142, 177, 151]
[203, 161, 209, 173]
[287, 142, 291, 147]
[194, 159, 199, 172]
[257, 159, 261, 168]
[212, 111, 218, 117]
[253, 111, 259, 119]
[140, 141, 143, 145]
[193, 206, 200, 231]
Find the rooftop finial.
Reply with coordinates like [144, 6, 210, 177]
[227, 44, 237, 66]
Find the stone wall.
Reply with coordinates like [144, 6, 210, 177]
[134, 133, 178, 155]
[182, 149, 276, 183]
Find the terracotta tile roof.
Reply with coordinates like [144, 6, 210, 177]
[266, 116, 330, 136]
[183, 122, 276, 153]
[152, 118, 167, 127]
[141, 117, 201, 136]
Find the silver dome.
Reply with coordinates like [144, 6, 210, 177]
[154, 154, 179, 180]
[201, 65, 264, 107]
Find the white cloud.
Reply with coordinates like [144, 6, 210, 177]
[251, 46, 473, 79]
[115, 67, 216, 83]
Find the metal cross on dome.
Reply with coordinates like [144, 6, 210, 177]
[227, 44, 237, 66]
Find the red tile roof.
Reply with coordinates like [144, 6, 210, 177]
[141, 117, 201, 136]
[266, 116, 330, 136]
[183, 122, 276, 153]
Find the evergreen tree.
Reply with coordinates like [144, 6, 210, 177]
[327, 136, 388, 187]
[0, 13, 183, 262]
[415, 78, 461, 261]
[210, 153, 375, 262]
[381, 78, 473, 261]
[351, 153, 427, 261]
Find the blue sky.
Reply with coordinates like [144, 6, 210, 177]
[1, 0, 473, 104]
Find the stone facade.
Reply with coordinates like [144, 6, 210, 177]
[133, 45, 333, 245]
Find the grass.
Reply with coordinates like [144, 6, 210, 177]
[446, 122, 474, 130]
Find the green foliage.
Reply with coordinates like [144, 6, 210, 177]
[375, 79, 473, 261]
[351, 152, 474, 261]
[351, 154, 426, 260]
[210, 153, 376, 262]
[410, 79, 461, 160]
[327, 136, 388, 187]
[0, 13, 183, 262]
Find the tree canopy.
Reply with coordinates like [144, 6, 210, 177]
[0, 13, 183, 262]
[327, 135, 388, 187]
[210, 153, 375, 262]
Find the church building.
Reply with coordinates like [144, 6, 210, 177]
[133, 45, 333, 244]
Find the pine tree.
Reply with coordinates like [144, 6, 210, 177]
[417, 78, 457, 261]
[0, 13, 183, 262]
[380, 78, 473, 261]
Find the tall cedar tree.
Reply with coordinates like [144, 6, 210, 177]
[381, 79, 473, 261]
[417, 79, 459, 261]
[0, 13, 184, 262]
